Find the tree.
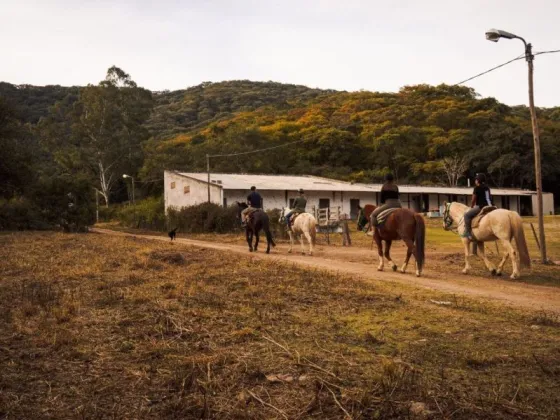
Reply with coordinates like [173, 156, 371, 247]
[441, 155, 470, 186]
[40, 67, 153, 206]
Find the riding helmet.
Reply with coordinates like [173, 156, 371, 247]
[475, 173, 486, 183]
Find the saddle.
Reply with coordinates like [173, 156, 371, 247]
[372, 208, 400, 227]
[288, 211, 303, 228]
[246, 208, 262, 223]
[471, 206, 497, 229]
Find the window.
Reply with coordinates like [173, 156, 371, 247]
[183, 186, 190, 194]
[170, 181, 176, 189]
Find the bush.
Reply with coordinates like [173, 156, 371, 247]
[0, 197, 47, 230]
[116, 197, 166, 231]
[167, 202, 239, 233]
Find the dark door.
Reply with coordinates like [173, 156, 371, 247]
[319, 199, 330, 209]
[350, 199, 360, 219]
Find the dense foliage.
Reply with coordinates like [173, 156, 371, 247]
[1, 74, 559, 230]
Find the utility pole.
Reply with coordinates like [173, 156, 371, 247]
[206, 153, 211, 203]
[485, 29, 547, 264]
[526, 43, 547, 264]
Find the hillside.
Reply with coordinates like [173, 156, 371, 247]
[1, 76, 560, 215]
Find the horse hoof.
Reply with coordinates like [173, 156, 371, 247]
[491, 269, 497, 276]
[400, 269, 406, 274]
[462, 269, 468, 275]
[416, 272, 421, 277]
[496, 272, 502, 277]
[392, 265, 397, 272]
[266, 250, 270, 254]
[377, 268, 383, 272]
[249, 249, 253, 253]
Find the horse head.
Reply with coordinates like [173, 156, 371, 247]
[442, 201, 454, 231]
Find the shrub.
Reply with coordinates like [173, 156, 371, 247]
[167, 202, 239, 233]
[116, 197, 166, 231]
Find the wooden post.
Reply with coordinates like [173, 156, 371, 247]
[530, 222, 541, 250]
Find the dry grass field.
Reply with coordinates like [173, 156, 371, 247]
[1, 231, 559, 419]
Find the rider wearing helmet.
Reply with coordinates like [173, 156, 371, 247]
[286, 189, 306, 231]
[371, 173, 402, 227]
[463, 173, 492, 239]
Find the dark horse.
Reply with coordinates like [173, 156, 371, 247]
[236, 203, 276, 254]
[358, 204, 425, 277]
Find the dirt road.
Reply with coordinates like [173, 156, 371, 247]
[92, 228, 560, 313]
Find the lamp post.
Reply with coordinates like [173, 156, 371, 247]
[123, 174, 136, 225]
[485, 28, 547, 264]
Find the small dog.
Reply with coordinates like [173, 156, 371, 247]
[168, 227, 178, 241]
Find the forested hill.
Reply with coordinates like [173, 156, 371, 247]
[2, 75, 560, 211]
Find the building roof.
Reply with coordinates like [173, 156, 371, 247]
[175, 172, 375, 192]
[172, 172, 541, 196]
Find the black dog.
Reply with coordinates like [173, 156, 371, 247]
[168, 227, 178, 241]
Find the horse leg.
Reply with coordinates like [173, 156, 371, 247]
[375, 231, 384, 271]
[303, 230, 314, 255]
[287, 231, 294, 253]
[496, 241, 509, 276]
[401, 240, 414, 274]
[384, 240, 397, 272]
[246, 229, 253, 252]
[462, 238, 471, 274]
[299, 232, 306, 255]
[475, 242, 498, 276]
[254, 230, 260, 252]
[503, 240, 520, 279]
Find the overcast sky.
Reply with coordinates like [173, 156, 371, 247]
[2, 0, 559, 106]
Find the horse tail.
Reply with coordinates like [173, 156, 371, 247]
[414, 214, 425, 272]
[510, 212, 530, 268]
[309, 217, 317, 246]
[262, 217, 276, 248]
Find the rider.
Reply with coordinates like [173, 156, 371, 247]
[371, 173, 402, 228]
[463, 173, 492, 239]
[286, 189, 306, 231]
[241, 186, 262, 226]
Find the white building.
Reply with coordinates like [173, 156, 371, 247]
[164, 171, 555, 218]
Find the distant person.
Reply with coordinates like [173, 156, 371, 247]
[241, 186, 262, 226]
[286, 189, 307, 231]
[371, 173, 402, 227]
[463, 173, 493, 240]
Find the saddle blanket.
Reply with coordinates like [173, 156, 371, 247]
[373, 208, 400, 226]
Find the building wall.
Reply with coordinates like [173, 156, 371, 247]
[533, 193, 555, 216]
[224, 189, 379, 217]
[164, 171, 222, 211]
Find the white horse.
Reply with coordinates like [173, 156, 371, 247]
[279, 208, 317, 255]
[442, 202, 531, 279]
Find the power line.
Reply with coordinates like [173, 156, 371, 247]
[453, 49, 560, 87]
[208, 138, 307, 158]
[535, 49, 560, 56]
[453, 54, 525, 86]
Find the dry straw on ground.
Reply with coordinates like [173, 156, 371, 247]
[0, 231, 559, 419]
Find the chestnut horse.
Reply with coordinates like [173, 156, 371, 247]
[358, 204, 426, 276]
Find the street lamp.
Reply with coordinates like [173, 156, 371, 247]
[485, 28, 547, 264]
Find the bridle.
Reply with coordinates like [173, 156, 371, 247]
[443, 203, 455, 231]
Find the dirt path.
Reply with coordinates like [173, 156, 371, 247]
[92, 228, 560, 313]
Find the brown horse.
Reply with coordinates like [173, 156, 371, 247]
[358, 204, 426, 276]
